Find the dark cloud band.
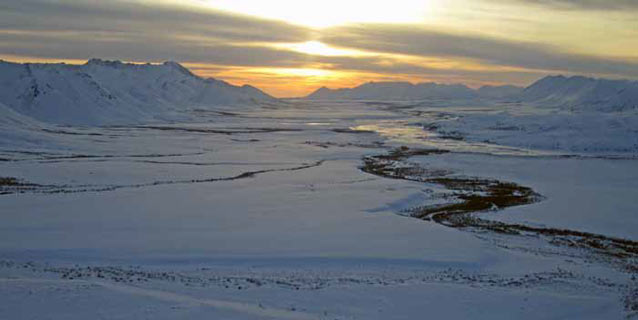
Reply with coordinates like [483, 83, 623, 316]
[320, 24, 638, 78]
[0, 0, 312, 43]
[496, 0, 638, 10]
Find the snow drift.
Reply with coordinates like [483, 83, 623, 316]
[0, 59, 274, 125]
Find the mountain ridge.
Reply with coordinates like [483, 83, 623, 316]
[0, 59, 274, 125]
[520, 75, 638, 111]
[305, 75, 638, 111]
[305, 81, 485, 101]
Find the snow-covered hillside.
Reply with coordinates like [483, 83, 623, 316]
[0, 59, 274, 125]
[428, 109, 638, 155]
[306, 81, 479, 101]
[521, 75, 638, 112]
[0, 101, 65, 148]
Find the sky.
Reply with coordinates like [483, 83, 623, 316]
[1, 0, 637, 97]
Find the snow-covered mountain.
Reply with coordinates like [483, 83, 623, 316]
[521, 75, 638, 112]
[306, 76, 638, 112]
[0, 59, 274, 125]
[306, 81, 478, 101]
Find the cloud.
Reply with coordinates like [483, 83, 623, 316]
[319, 24, 638, 78]
[312, 55, 547, 85]
[2, 0, 636, 93]
[0, 0, 312, 42]
[495, 0, 638, 10]
[0, 0, 313, 65]
[0, 30, 308, 67]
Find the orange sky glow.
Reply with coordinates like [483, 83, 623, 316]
[2, 0, 637, 97]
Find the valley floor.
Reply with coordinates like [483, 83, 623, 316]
[0, 100, 636, 319]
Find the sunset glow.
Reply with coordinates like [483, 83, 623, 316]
[2, 0, 637, 97]
[277, 41, 370, 57]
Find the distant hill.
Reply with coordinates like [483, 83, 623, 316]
[0, 59, 274, 125]
[521, 75, 638, 112]
[306, 81, 481, 101]
[306, 75, 638, 112]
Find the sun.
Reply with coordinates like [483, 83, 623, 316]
[198, 0, 436, 28]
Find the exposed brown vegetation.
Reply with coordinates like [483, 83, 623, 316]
[331, 128, 375, 134]
[0, 161, 325, 196]
[137, 126, 303, 135]
[0, 177, 42, 195]
[360, 146, 638, 272]
[0, 177, 21, 186]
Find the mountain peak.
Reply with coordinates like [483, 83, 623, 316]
[0, 59, 274, 125]
[163, 61, 194, 76]
[543, 74, 567, 80]
[86, 58, 125, 67]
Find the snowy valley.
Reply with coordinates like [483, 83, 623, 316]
[1, 60, 637, 319]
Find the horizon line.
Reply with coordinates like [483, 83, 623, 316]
[2, 57, 633, 99]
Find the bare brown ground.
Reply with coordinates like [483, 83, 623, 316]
[361, 147, 638, 270]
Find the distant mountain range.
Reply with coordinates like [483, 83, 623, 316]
[306, 76, 638, 112]
[306, 82, 487, 101]
[0, 59, 273, 125]
[1, 59, 637, 129]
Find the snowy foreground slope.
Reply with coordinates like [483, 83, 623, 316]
[0, 59, 273, 125]
[1, 64, 637, 319]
